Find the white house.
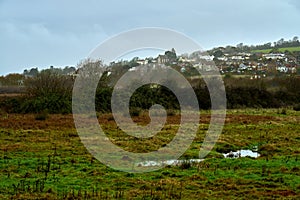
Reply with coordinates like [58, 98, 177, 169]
[263, 53, 285, 60]
[136, 59, 148, 65]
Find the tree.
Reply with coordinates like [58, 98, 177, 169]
[23, 71, 74, 113]
[213, 50, 224, 58]
[63, 66, 76, 75]
[25, 71, 73, 97]
[225, 46, 238, 54]
[270, 48, 279, 53]
[250, 53, 258, 61]
[28, 68, 39, 77]
[3, 74, 24, 86]
[277, 38, 285, 46]
[264, 42, 272, 49]
[293, 36, 298, 42]
[237, 43, 243, 50]
[165, 50, 177, 61]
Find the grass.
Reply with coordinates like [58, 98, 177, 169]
[251, 46, 300, 53]
[0, 109, 299, 199]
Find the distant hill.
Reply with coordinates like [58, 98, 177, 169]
[252, 46, 300, 53]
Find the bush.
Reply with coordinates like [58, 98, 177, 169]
[258, 144, 278, 157]
[129, 107, 142, 117]
[167, 109, 176, 116]
[180, 160, 192, 169]
[22, 71, 73, 114]
[20, 95, 72, 114]
[95, 87, 113, 113]
[0, 97, 23, 113]
[293, 104, 300, 111]
[277, 108, 287, 115]
[25, 70, 73, 97]
[35, 110, 49, 121]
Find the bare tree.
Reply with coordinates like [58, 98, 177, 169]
[25, 70, 73, 98]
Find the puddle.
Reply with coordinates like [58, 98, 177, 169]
[223, 149, 260, 158]
[136, 149, 260, 167]
[136, 159, 204, 167]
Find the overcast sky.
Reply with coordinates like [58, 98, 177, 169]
[1, 0, 300, 75]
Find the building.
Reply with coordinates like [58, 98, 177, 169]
[263, 53, 285, 60]
[136, 59, 148, 65]
[157, 55, 169, 64]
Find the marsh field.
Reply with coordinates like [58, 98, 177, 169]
[0, 109, 299, 199]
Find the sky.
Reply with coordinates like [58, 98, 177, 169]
[1, 0, 300, 75]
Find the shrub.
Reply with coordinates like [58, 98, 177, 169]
[215, 142, 238, 153]
[95, 87, 113, 113]
[180, 160, 192, 169]
[25, 70, 73, 98]
[277, 108, 287, 115]
[129, 107, 141, 117]
[22, 71, 73, 114]
[293, 104, 300, 111]
[35, 110, 49, 121]
[0, 97, 23, 113]
[258, 144, 277, 157]
[20, 95, 72, 114]
[167, 109, 176, 116]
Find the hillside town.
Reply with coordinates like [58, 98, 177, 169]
[1, 37, 300, 87]
[104, 37, 300, 79]
[107, 47, 300, 80]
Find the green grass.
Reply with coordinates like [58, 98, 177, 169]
[0, 110, 299, 199]
[252, 46, 300, 53]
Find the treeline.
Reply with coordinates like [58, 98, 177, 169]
[249, 37, 300, 51]
[245, 36, 300, 51]
[23, 66, 76, 77]
[0, 70, 300, 115]
[0, 71, 73, 114]
[0, 74, 25, 86]
[210, 36, 300, 54]
[224, 76, 300, 109]
[0, 66, 76, 87]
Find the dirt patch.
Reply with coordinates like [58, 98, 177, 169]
[0, 114, 75, 130]
[224, 114, 280, 124]
[0, 93, 23, 97]
[0, 113, 282, 130]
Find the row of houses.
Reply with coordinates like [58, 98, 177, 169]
[107, 48, 299, 77]
[217, 53, 291, 62]
[215, 52, 299, 75]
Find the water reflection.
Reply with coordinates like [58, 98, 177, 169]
[136, 159, 204, 167]
[223, 149, 260, 158]
[136, 149, 260, 167]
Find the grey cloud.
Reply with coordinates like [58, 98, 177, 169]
[0, 0, 300, 75]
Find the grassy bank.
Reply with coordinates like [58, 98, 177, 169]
[251, 46, 300, 53]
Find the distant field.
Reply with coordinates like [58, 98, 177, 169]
[0, 93, 22, 97]
[0, 86, 25, 94]
[252, 46, 300, 53]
